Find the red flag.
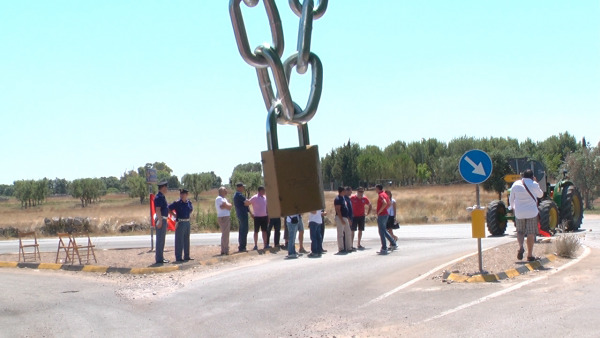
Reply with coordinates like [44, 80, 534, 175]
[150, 193, 156, 227]
[167, 210, 176, 231]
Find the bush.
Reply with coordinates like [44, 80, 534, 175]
[554, 234, 582, 258]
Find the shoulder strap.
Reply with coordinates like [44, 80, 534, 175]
[521, 179, 537, 202]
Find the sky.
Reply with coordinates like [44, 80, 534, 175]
[1, 1, 598, 185]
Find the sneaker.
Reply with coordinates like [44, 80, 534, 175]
[378, 250, 389, 255]
[527, 256, 536, 262]
[285, 254, 298, 259]
[307, 253, 321, 258]
[357, 245, 365, 250]
[389, 245, 398, 251]
[299, 248, 308, 254]
[264, 245, 272, 249]
[351, 247, 357, 252]
[253, 245, 258, 251]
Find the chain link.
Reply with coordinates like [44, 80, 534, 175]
[229, 0, 327, 130]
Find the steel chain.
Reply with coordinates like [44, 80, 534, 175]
[229, 0, 328, 127]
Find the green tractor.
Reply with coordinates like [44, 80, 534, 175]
[486, 158, 584, 236]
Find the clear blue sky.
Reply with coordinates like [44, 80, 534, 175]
[1, 1, 598, 185]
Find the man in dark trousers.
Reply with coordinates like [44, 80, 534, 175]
[154, 181, 169, 264]
[169, 189, 194, 262]
[234, 182, 250, 252]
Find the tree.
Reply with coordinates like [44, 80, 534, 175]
[0, 184, 14, 197]
[70, 178, 106, 207]
[100, 176, 122, 193]
[126, 176, 148, 204]
[182, 172, 223, 201]
[482, 151, 513, 199]
[416, 163, 432, 184]
[228, 163, 263, 197]
[357, 145, 388, 187]
[564, 144, 600, 209]
[167, 175, 180, 189]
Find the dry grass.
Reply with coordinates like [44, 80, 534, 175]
[554, 234, 582, 258]
[0, 184, 500, 236]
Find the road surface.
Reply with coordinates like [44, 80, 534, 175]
[1, 219, 599, 337]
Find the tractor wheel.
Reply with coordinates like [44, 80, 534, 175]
[561, 185, 584, 231]
[486, 200, 507, 236]
[538, 200, 559, 234]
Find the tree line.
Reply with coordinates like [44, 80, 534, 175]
[2, 133, 598, 210]
[1, 162, 224, 208]
[321, 132, 599, 208]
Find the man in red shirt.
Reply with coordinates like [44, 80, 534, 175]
[375, 184, 398, 254]
[350, 187, 372, 250]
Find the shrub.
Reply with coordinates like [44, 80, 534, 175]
[554, 234, 582, 258]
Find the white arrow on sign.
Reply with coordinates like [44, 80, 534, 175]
[465, 156, 486, 176]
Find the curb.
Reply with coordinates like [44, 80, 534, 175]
[442, 254, 558, 283]
[0, 249, 265, 275]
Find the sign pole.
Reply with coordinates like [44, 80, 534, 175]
[459, 149, 492, 276]
[476, 184, 483, 273]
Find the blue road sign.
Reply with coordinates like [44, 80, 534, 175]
[459, 149, 493, 184]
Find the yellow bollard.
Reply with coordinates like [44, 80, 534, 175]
[471, 209, 486, 238]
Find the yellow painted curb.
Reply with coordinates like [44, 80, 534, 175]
[130, 266, 179, 274]
[0, 261, 18, 268]
[505, 269, 520, 278]
[466, 274, 499, 283]
[82, 265, 110, 273]
[447, 273, 469, 282]
[546, 254, 557, 262]
[38, 263, 63, 270]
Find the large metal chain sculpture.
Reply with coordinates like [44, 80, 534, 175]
[229, 0, 328, 217]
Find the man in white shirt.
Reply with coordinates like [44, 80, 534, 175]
[215, 187, 233, 255]
[509, 169, 543, 262]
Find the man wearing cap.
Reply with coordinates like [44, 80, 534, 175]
[233, 183, 250, 252]
[350, 186, 372, 250]
[245, 186, 269, 250]
[169, 189, 194, 262]
[154, 181, 169, 264]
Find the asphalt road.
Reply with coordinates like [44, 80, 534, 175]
[1, 219, 599, 337]
[0, 223, 504, 254]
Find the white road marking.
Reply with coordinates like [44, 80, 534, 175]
[420, 245, 591, 323]
[361, 249, 489, 308]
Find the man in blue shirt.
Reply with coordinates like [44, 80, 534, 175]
[169, 189, 194, 262]
[154, 181, 169, 264]
[233, 182, 250, 252]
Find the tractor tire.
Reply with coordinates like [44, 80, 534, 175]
[486, 200, 507, 236]
[561, 185, 584, 231]
[538, 200, 559, 234]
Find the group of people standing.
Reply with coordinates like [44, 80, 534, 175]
[216, 182, 319, 259]
[216, 182, 401, 259]
[155, 180, 402, 263]
[154, 181, 194, 264]
[334, 184, 399, 255]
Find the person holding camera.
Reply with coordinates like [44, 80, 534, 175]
[509, 169, 543, 261]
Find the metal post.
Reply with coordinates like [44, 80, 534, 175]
[476, 184, 483, 273]
[149, 184, 154, 252]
